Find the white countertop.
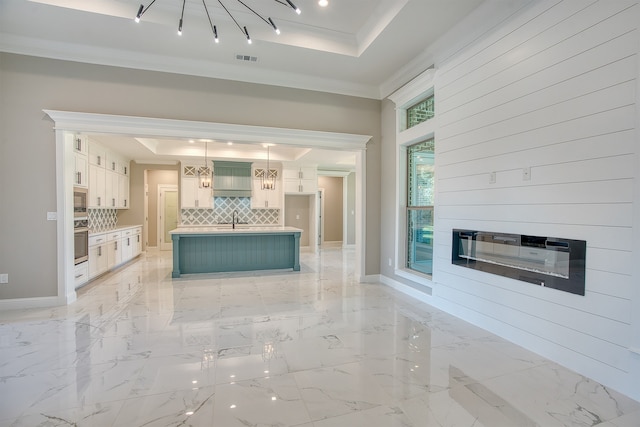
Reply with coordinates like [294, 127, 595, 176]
[170, 225, 303, 235]
[89, 225, 142, 237]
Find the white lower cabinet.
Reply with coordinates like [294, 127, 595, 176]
[134, 229, 142, 256]
[88, 233, 108, 279]
[121, 235, 134, 261]
[87, 226, 142, 281]
[106, 231, 122, 270]
[74, 262, 89, 288]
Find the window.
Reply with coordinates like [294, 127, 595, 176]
[406, 95, 434, 129]
[407, 139, 434, 275]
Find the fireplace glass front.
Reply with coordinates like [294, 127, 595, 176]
[452, 230, 586, 296]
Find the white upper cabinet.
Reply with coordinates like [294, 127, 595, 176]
[119, 174, 129, 208]
[74, 151, 88, 188]
[88, 142, 106, 168]
[89, 163, 106, 208]
[70, 133, 88, 188]
[181, 165, 213, 209]
[283, 166, 317, 194]
[87, 139, 130, 209]
[72, 134, 89, 155]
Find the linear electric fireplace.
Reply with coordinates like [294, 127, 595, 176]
[451, 229, 586, 296]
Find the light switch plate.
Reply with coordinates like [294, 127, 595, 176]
[47, 212, 58, 221]
[523, 167, 531, 181]
[489, 172, 496, 184]
[0, 274, 8, 284]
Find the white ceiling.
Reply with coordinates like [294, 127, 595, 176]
[0, 0, 487, 99]
[89, 133, 360, 171]
[1, 0, 491, 169]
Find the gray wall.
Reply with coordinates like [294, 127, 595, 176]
[284, 195, 311, 247]
[0, 53, 381, 300]
[346, 172, 356, 245]
[318, 176, 343, 243]
[147, 169, 179, 247]
[118, 163, 180, 251]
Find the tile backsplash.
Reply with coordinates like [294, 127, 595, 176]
[181, 197, 279, 226]
[88, 209, 118, 232]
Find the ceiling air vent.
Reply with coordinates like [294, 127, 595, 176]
[236, 54, 258, 62]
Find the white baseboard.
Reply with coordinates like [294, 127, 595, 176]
[0, 296, 63, 311]
[379, 274, 433, 304]
[359, 273, 381, 283]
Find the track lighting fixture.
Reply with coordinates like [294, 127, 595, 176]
[284, 0, 301, 15]
[178, 0, 186, 35]
[135, 0, 309, 44]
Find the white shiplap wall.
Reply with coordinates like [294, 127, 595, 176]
[432, 0, 638, 397]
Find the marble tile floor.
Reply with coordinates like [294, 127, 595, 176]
[1, 247, 639, 427]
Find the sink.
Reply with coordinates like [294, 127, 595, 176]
[214, 224, 250, 230]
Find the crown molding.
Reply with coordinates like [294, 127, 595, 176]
[43, 110, 372, 151]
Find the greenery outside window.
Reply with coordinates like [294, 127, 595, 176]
[407, 95, 434, 129]
[407, 139, 434, 275]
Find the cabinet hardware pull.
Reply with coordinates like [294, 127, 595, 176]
[75, 274, 83, 279]
[97, 196, 101, 206]
[98, 247, 102, 256]
[97, 155, 101, 165]
[115, 241, 118, 250]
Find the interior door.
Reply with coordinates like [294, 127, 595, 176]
[159, 186, 179, 250]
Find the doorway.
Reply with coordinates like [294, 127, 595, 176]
[158, 185, 179, 250]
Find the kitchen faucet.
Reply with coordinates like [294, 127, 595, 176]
[232, 210, 238, 229]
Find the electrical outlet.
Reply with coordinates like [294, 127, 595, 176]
[523, 167, 531, 181]
[388, 258, 392, 267]
[489, 172, 496, 184]
[0, 274, 8, 284]
[47, 212, 57, 221]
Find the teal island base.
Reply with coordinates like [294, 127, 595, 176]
[170, 227, 302, 278]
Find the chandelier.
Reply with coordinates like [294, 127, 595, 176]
[198, 140, 212, 189]
[260, 145, 276, 190]
[134, 0, 306, 44]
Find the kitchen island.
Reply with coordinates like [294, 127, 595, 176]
[170, 226, 302, 277]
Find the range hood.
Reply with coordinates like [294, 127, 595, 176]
[213, 161, 252, 197]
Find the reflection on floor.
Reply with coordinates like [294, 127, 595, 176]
[1, 248, 639, 426]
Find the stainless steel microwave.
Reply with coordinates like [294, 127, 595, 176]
[73, 187, 88, 218]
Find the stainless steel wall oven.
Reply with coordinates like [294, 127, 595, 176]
[74, 220, 89, 265]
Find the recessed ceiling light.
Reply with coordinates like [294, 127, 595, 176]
[318, 0, 328, 6]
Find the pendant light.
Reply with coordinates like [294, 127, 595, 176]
[198, 140, 212, 189]
[261, 145, 276, 190]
